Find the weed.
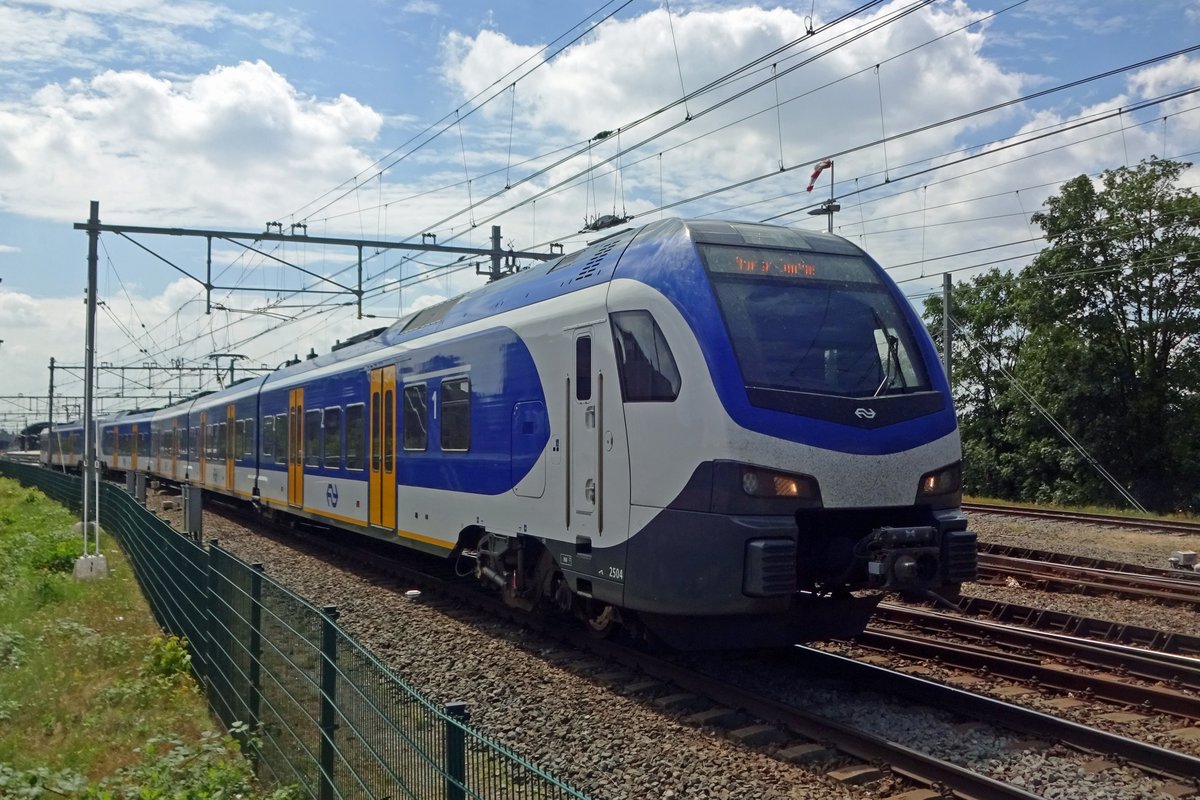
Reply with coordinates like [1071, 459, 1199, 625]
[0, 629, 25, 670]
[141, 635, 192, 686]
[0, 699, 18, 721]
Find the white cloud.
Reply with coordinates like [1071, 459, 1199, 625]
[0, 1, 319, 81]
[0, 245, 21, 254]
[402, 1, 441, 15]
[0, 60, 383, 224]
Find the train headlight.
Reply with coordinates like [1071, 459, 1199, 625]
[917, 462, 962, 498]
[741, 466, 819, 499]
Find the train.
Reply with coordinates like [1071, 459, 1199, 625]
[43, 218, 977, 649]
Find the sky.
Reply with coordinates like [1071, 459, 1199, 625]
[0, 0, 1197, 427]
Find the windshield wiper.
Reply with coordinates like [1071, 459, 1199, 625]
[873, 331, 908, 397]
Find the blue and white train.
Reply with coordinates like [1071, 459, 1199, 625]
[44, 218, 976, 648]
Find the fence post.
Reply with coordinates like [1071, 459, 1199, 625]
[444, 701, 471, 800]
[204, 539, 219, 692]
[249, 563, 264, 737]
[319, 605, 340, 800]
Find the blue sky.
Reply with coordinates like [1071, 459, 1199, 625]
[0, 0, 1198, 418]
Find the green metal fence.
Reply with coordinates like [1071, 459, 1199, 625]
[0, 461, 590, 800]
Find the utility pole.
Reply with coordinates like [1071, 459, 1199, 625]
[942, 272, 952, 384]
[47, 357, 54, 447]
[75, 201, 108, 580]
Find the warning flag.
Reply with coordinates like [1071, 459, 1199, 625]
[806, 159, 832, 192]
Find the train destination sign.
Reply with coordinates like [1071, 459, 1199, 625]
[699, 245, 878, 283]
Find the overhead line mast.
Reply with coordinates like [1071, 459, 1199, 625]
[72, 219, 559, 318]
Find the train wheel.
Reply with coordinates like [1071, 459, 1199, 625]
[583, 603, 620, 639]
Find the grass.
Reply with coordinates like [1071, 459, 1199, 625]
[0, 477, 291, 798]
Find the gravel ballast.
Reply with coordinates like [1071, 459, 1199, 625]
[145, 494, 1196, 800]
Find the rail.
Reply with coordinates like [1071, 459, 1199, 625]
[963, 501, 1200, 536]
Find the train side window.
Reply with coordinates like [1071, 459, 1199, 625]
[235, 420, 245, 460]
[274, 413, 287, 465]
[576, 336, 591, 400]
[217, 422, 228, 460]
[402, 384, 428, 451]
[262, 416, 274, 459]
[305, 409, 323, 467]
[610, 311, 682, 402]
[324, 407, 342, 470]
[383, 389, 395, 469]
[191, 426, 199, 460]
[243, 419, 255, 460]
[345, 403, 365, 470]
[440, 377, 470, 452]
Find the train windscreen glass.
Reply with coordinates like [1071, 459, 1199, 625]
[699, 245, 930, 398]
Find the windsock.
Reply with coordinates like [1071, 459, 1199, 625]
[806, 159, 832, 192]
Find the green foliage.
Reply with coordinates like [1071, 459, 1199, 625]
[0, 727, 299, 800]
[0, 629, 26, 670]
[141, 636, 192, 686]
[0, 480, 290, 800]
[927, 157, 1200, 512]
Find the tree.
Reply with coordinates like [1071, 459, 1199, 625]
[930, 158, 1200, 512]
[924, 269, 1027, 498]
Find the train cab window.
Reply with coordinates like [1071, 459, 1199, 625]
[402, 384, 428, 451]
[274, 413, 287, 465]
[575, 336, 591, 400]
[262, 416, 274, 459]
[610, 311, 681, 402]
[440, 377, 470, 452]
[305, 409, 323, 467]
[323, 407, 342, 469]
[345, 404, 365, 470]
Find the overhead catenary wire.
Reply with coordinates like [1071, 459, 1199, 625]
[84, 8, 1199, 397]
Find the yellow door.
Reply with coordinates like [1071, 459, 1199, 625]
[369, 366, 396, 529]
[111, 428, 118, 470]
[131, 424, 139, 472]
[198, 411, 207, 484]
[288, 388, 304, 507]
[226, 405, 236, 491]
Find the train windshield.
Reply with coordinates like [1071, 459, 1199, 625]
[699, 245, 931, 398]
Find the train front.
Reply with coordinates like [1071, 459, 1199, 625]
[612, 219, 977, 649]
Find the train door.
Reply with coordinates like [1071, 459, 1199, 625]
[226, 404, 236, 491]
[369, 366, 397, 529]
[130, 424, 139, 473]
[568, 329, 600, 538]
[288, 388, 304, 508]
[110, 427, 118, 470]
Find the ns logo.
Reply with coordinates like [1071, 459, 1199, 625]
[854, 407, 877, 420]
[326, 483, 339, 508]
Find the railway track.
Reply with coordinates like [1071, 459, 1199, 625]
[963, 501, 1200, 537]
[978, 552, 1200, 606]
[225, 512, 1200, 797]
[865, 603, 1200, 721]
